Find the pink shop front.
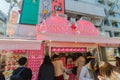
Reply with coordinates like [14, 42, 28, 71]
[36, 16, 120, 68]
[36, 16, 100, 57]
[0, 39, 44, 80]
[36, 16, 102, 80]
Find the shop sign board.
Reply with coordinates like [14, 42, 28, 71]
[37, 17, 99, 37]
[19, 0, 40, 25]
[51, 47, 87, 52]
[52, 0, 65, 14]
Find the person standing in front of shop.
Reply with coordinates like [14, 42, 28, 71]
[0, 72, 5, 80]
[52, 54, 65, 80]
[85, 52, 95, 64]
[10, 57, 32, 80]
[38, 55, 54, 80]
[79, 59, 99, 80]
[76, 53, 86, 79]
[99, 61, 120, 80]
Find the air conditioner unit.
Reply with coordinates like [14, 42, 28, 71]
[57, 14, 67, 19]
[80, 17, 91, 21]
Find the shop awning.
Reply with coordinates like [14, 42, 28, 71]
[37, 33, 120, 47]
[36, 16, 120, 47]
[0, 38, 42, 50]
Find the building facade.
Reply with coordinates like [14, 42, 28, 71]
[16, 0, 120, 62]
[40, 0, 120, 62]
[0, 10, 7, 37]
[64, 0, 120, 37]
[63, 0, 120, 62]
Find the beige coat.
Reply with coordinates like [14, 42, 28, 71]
[52, 59, 64, 77]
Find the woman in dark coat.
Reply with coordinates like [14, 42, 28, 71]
[38, 55, 54, 80]
[0, 72, 5, 80]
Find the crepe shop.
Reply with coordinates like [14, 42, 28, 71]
[36, 16, 120, 66]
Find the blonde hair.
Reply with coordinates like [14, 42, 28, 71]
[99, 62, 114, 77]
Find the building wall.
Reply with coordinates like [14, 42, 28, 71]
[0, 10, 7, 36]
[65, 0, 105, 17]
[64, 0, 120, 37]
[100, 0, 120, 37]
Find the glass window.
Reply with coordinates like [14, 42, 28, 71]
[106, 47, 120, 61]
[104, 19, 110, 26]
[112, 22, 118, 27]
[117, 5, 120, 9]
[114, 13, 120, 18]
[117, 22, 120, 28]
[105, 31, 112, 37]
[114, 32, 120, 37]
[77, 0, 97, 4]
[98, 0, 105, 5]
[112, 21, 120, 28]
[0, 22, 3, 27]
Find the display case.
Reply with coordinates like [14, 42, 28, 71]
[0, 50, 27, 79]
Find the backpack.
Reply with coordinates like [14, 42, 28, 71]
[10, 68, 25, 80]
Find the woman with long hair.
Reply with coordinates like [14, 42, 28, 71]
[0, 72, 5, 80]
[79, 59, 99, 80]
[38, 55, 54, 80]
[99, 61, 120, 80]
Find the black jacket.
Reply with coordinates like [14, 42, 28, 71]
[12, 67, 32, 80]
[38, 64, 54, 80]
[0, 72, 5, 80]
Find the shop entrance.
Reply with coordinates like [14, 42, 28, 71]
[51, 47, 87, 68]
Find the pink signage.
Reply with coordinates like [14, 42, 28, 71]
[52, 0, 64, 14]
[36, 16, 73, 34]
[51, 47, 87, 52]
[36, 16, 99, 37]
[77, 20, 99, 36]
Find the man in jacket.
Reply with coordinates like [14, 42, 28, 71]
[11, 57, 32, 80]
